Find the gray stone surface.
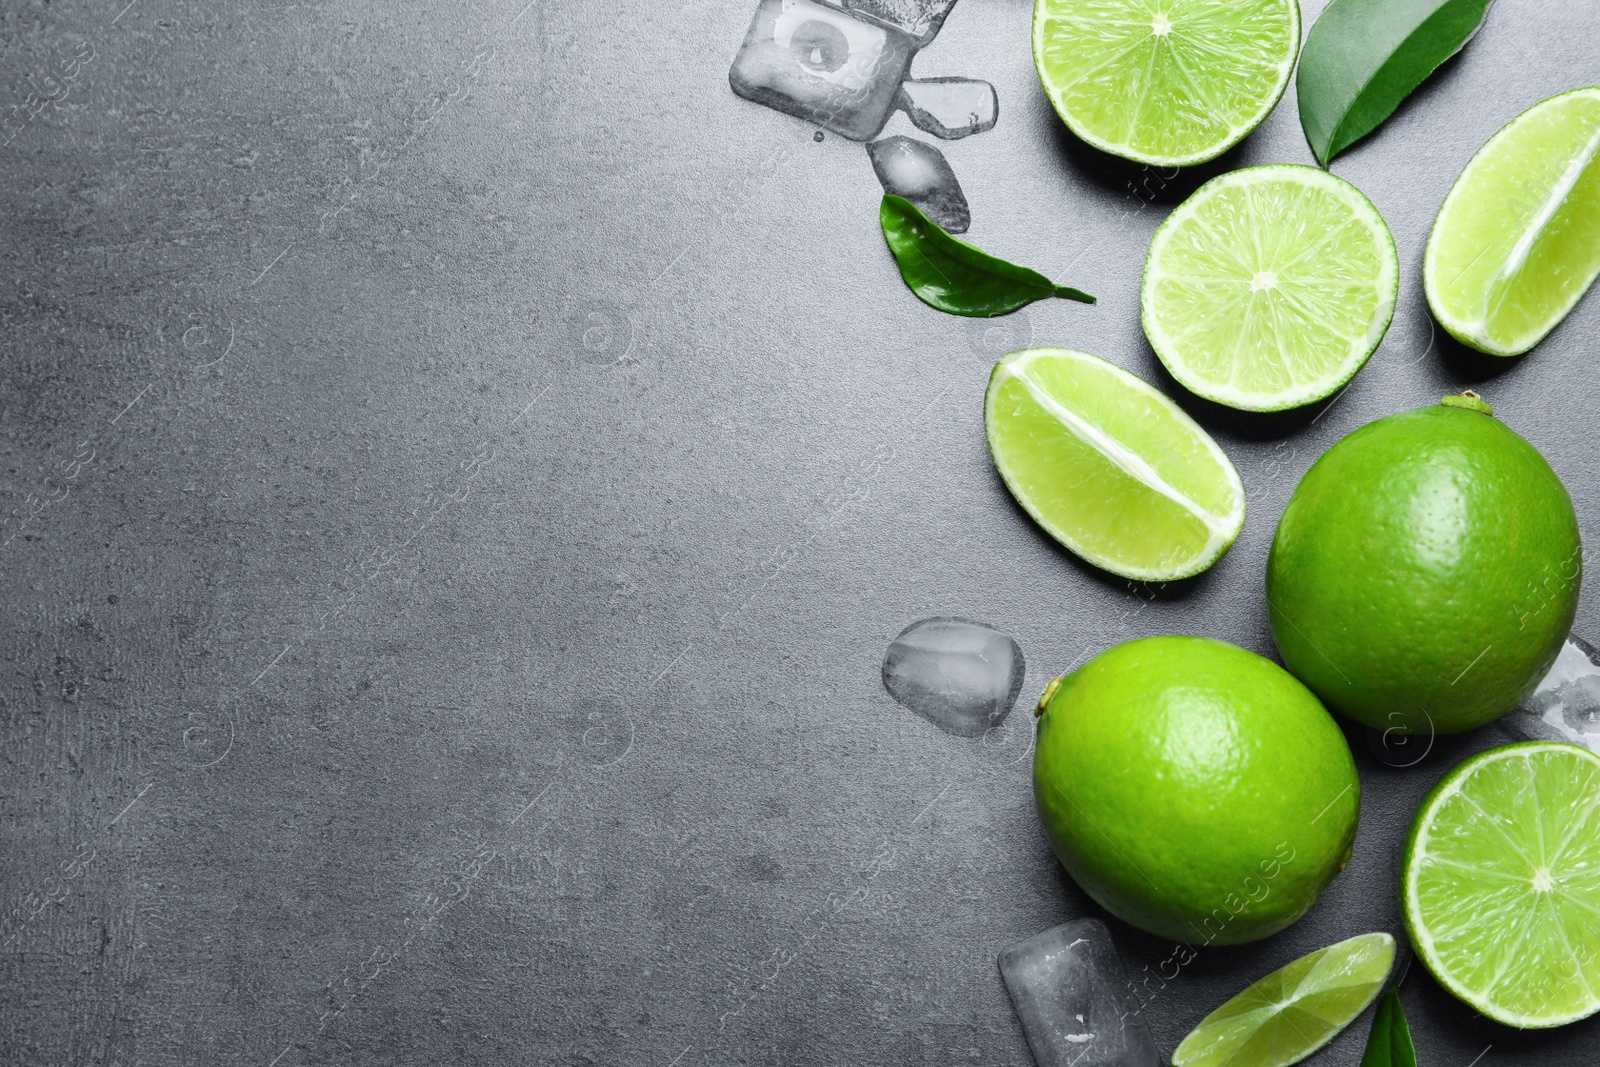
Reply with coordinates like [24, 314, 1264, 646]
[2, 0, 1599, 1064]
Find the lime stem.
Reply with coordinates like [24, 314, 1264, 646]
[1440, 390, 1494, 416]
[1035, 676, 1064, 717]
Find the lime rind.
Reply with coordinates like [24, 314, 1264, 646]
[1402, 741, 1600, 1029]
[1424, 87, 1600, 356]
[984, 348, 1245, 582]
[1032, 0, 1302, 168]
[1142, 164, 1400, 412]
[1172, 932, 1395, 1067]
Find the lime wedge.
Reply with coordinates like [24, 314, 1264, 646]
[1402, 742, 1600, 1028]
[1424, 88, 1600, 356]
[1032, 0, 1300, 167]
[1142, 165, 1399, 412]
[1172, 933, 1395, 1067]
[983, 348, 1244, 581]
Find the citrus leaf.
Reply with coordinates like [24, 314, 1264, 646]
[1298, 0, 1494, 166]
[879, 195, 1093, 317]
[1359, 989, 1418, 1067]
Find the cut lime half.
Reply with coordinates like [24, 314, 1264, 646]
[1402, 742, 1600, 1028]
[1172, 932, 1394, 1067]
[1142, 165, 1399, 412]
[1032, 0, 1301, 167]
[1425, 88, 1600, 356]
[984, 348, 1244, 581]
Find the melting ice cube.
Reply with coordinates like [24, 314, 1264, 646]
[1501, 633, 1600, 748]
[729, 0, 917, 140]
[898, 77, 997, 139]
[842, 0, 959, 45]
[881, 616, 1023, 737]
[998, 918, 1159, 1067]
[867, 135, 970, 233]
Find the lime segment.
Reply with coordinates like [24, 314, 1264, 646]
[1142, 165, 1399, 411]
[984, 348, 1244, 581]
[1032, 0, 1300, 167]
[1172, 933, 1395, 1067]
[1425, 88, 1600, 356]
[1402, 742, 1600, 1028]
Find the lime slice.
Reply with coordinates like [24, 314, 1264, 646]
[1032, 0, 1300, 167]
[1402, 741, 1600, 1028]
[983, 348, 1244, 581]
[1172, 932, 1395, 1067]
[1142, 165, 1399, 412]
[1424, 88, 1600, 356]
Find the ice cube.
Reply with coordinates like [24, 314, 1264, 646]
[1501, 634, 1600, 749]
[898, 77, 997, 139]
[729, 0, 917, 141]
[866, 135, 970, 232]
[881, 617, 1023, 737]
[841, 0, 959, 45]
[998, 918, 1159, 1067]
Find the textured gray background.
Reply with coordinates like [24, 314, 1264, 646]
[2, 0, 1598, 1063]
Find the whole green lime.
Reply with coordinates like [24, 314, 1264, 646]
[1268, 396, 1580, 735]
[1033, 636, 1359, 946]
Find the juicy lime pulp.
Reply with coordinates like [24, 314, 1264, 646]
[1425, 87, 1600, 356]
[1402, 742, 1600, 1028]
[1032, 0, 1301, 167]
[984, 349, 1244, 581]
[1033, 637, 1360, 947]
[1172, 933, 1394, 1067]
[1142, 165, 1400, 412]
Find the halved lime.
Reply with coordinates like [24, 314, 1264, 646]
[1032, 0, 1300, 167]
[1425, 88, 1600, 356]
[1142, 165, 1399, 412]
[1172, 932, 1395, 1067]
[1402, 742, 1600, 1028]
[984, 348, 1244, 581]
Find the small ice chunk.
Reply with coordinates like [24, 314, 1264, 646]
[867, 135, 970, 233]
[1502, 634, 1600, 748]
[881, 617, 1023, 737]
[898, 77, 998, 139]
[728, 0, 916, 141]
[998, 919, 1159, 1067]
[841, 0, 959, 45]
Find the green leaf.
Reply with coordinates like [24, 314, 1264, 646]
[878, 195, 1094, 317]
[1359, 989, 1418, 1067]
[1298, 0, 1494, 166]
